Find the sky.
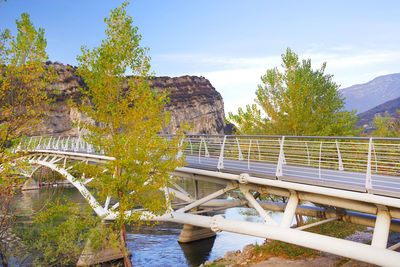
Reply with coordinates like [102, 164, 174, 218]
[1, 0, 399, 114]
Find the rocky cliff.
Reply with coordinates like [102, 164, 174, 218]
[38, 62, 228, 136]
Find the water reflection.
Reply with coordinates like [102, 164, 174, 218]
[124, 207, 266, 266]
[179, 237, 216, 266]
[13, 185, 272, 266]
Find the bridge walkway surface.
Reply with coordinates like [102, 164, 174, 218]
[15, 135, 400, 266]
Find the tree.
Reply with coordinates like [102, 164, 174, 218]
[228, 48, 358, 136]
[75, 2, 185, 266]
[0, 13, 55, 266]
[227, 104, 268, 135]
[371, 111, 400, 137]
[16, 199, 104, 267]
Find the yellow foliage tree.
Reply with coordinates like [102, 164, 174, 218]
[0, 13, 55, 265]
[75, 3, 186, 266]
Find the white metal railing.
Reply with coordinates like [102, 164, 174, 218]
[17, 135, 400, 196]
[18, 135, 100, 154]
[179, 135, 400, 196]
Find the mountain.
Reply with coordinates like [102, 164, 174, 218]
[34, 62, 230, 136]
[357, 96, 400, 128]
[340, 73, 400, 113]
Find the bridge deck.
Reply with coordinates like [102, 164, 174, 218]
[21, 134, 400, 199]
[185, 155, 400, 198]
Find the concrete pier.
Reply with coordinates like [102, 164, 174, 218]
[178, 224, 216, 243]
[76, 244, 127, 266]
[21, 178, 39, 191]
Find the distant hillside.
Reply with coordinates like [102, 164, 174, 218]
[357, 96, 400, 128]
[340, 73, 400, 113]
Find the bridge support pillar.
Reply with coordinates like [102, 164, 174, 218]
[280, 193, 298, 228]
[371, 208, 391, 248]
[21, 178, 39, 191]
[178, 224, 216, 243]
[77, 223, 129, 266]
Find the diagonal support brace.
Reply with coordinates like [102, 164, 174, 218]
[280, 192, 299, 228]
[240, 185, 277, 226]
[176, 183, 237, 213]
[372, 206, 391, 248]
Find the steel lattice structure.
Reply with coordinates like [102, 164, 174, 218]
[14, 135, 400, 266]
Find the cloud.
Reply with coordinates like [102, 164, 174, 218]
[155, 53, 281, 70]
[155, 49, 400, 114]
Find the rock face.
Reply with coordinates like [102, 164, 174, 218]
[37, 62, 228, 136]
[150, 76, 226, 135]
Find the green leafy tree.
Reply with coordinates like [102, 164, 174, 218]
[0, 13, 55, 265]
[371, 111, 400, 137]
[75, 2, 185, 266]
[228, 48, 358, 136]
[17, 199, 104, 267]
[228, 104, 268, 135]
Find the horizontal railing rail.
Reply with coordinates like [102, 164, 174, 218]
[17, 134, 400, 197]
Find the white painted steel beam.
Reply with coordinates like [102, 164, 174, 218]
[296, 217, 339, 230]
[372, 208, 391, 248]
[176, 183, 237, 213]
[175, 167, 400, 210]
[103, 211, 400, 267]
[29, 159, 105, 217]
[240, 185, 277, 225]
[280, 192, 298, 228]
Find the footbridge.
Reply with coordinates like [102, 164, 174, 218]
[16, 135, 400, 266]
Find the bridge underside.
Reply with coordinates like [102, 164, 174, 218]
[19, 147, 400, 267]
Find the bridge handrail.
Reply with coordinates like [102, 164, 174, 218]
[17, 134, 400, 196]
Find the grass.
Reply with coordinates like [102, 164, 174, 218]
[204, 220, 367, 266]
[254, 240, 322, 259]
[205, 263, 225, 267]
[254, 220, 366, 260]
[335, 257, 351, 266]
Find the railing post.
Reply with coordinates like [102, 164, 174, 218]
[319, 141, 322, 180]
[198, 137, 203, 163]
[75, 136, 80, 152]
[236, 137, 243, 161]
[27, 137, 32, 150]
[365, 137, 373, 192]
[176, 138, 184, 159]
[372, 142, 378, 172]
[247, 139, 252, 170]
[204, 137, 209, 158]
[276, 136, 285, 178]
[37, 136, 42, 149]
[256, 140, 261, 161]
[56, 136, 60, 149]
[305, 141, 310, 166]
[217, 136, 226, 170]
[65, 136, 70, 150]
[47, 137, 53, 149]
[278, 138, 286, 164]
[189, 139, 193, 155]
[335, 140, 344, 171]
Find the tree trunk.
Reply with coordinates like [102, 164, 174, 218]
[0, 250, 8, 267]
[120, 224, 132, 267]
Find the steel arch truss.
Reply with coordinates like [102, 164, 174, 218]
[15, 140, 400, 266]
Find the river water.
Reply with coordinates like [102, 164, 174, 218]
[12, 183, 287, 267]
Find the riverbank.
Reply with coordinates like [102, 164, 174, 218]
[202, 221, 400, 267]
